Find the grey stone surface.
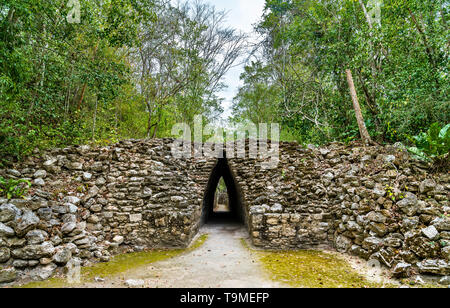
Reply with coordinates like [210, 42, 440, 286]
[417, 260, 450, 276]
[29, 263, 57, 281]
[431, 218, 450, 232]
[33, 178, 45, 186]
[335, 235, 352, 253]
[63, 196, 81, 206]
[0, 267, 17, 283]
[397, 193, 419, 216]
[53, 246, 72, 265]
[82, 172, 93, 181]
[25, 230, 48, 245]
[392, 263, 411, 278]
[0, 247, 10, 263]
[125, 279, 145, 287]
[61, 222, 76, 234]
[0, 223, 14, 237]
[439, 276, 450, 286]
[442, 246, 450, 261]
[421, 226, 439, 240]
[0, 203, 21, 223]
[14, 211, 40, 236]
[0, 139, 448, 284]
[11, 242, 55, 260]
[33, 170, 47, 179]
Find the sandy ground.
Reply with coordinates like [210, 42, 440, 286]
[69, 223, 400, 288]
[214, 204, 230, 212]
[327, 251, 399, 287]
[80, 223, 287, 288]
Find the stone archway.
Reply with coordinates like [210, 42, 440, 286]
[2, 139, 449, 286]
[201, 155, 245, 226]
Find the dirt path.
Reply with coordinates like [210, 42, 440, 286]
[35, 223, 402, 289]
[81, 224, 287, 288]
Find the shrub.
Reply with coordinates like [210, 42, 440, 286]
[408, 123, 450, 161]
[0, 176, 31, 199]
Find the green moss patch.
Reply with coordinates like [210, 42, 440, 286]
[242, 240, 391, 288]
[18, 234, 209, 288]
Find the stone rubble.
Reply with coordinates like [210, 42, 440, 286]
[0, 139, 448, 285]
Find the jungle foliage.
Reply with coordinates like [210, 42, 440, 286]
[0, 0, 246, 163]
[0, 176, 30, 198]
[232, 0, 449, 148]
[1, 0, 449, 164]
[408, 123, 450, 161]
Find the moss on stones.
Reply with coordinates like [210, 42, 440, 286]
[17, 234, 209, 288]
[257, 250, 388, 288]
[241, 239, 392, 288]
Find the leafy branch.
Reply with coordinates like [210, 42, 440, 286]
[0, 176, 31, 199]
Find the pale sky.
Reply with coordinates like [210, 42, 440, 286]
[204, 0, 266, 122]
[173, 0, 267, 122]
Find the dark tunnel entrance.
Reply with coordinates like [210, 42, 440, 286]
[202, 155, 245, 225]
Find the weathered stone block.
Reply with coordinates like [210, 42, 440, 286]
[130, 214, 142, 223]
[0, 267, 17, 283]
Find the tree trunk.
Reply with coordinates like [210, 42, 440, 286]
[77, 45, 99, 111]
[345, 69, 372, 146]
[40, 24, 47, 89]
[92, 96, 98, 141]
[152, 124, 158, 139]
[358, 0, 373, 29]
[64, 65, 75, 118]
[407, 8, 439, 89]
[151, 111, 162, 139]
[408, 8, 434, 66]
[146, 102, 153, 138]
[7, 8, 16, 24]
[76, 84, 87, 111]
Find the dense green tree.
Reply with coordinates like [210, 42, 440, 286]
[0, 0, 157, 162]
[136, 1, 247, 138]
[0, 0, 245, 163]
[231, 61, 280, 124]
[2, 0, 448, 163]
[232, 0, 449, 145]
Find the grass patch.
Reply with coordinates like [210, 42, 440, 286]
[241, 240, 391, 288]
[258, 250, 387, 288]
[18, 234, 209, 288]
[240, 238, 250, 250]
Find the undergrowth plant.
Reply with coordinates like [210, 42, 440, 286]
[408, 123, 450, 161]
[0, 176, 31, 199]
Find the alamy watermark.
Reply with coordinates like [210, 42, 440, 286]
[67, 0, 81, 24]
[170, 115, 280, 170]
[367, 0, 383, 27]
[66, 258, 81, 284]
[367, 258, 388, 286]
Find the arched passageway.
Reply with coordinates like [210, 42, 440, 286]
[202, 155, 245, 225]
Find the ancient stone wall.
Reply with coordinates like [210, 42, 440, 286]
[0, 139, 211, 284]
[229, 142, 335, 250]
[237, 142, 449, 278]
[0, 139, 448, 285]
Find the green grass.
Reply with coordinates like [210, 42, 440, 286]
[241, 239, 392, 288]
[243, 239, 447, 288]
[18, 234, 209, 288]
[258, 250, 389, 288]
